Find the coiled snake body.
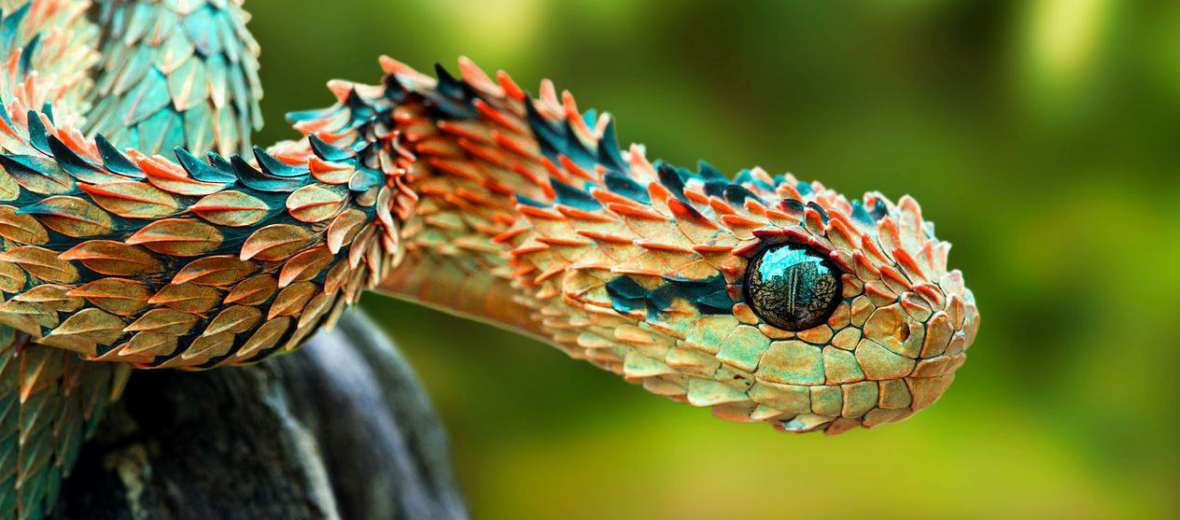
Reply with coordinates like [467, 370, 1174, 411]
[0, 1, 979, 517]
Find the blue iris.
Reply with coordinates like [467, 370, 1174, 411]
[745, 244, 842, 331]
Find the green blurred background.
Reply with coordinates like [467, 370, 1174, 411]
[248, 0, 1180, 518]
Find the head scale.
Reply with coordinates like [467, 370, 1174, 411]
[380, 59, 981, 435]
[494, 116, 980, 435]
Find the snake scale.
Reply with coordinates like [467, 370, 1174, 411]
[0, 1, 979, 518]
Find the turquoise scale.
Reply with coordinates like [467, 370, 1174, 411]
[84, 0, 263, 155]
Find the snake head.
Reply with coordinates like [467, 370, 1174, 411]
[381, 60, 979, 435]
[554, 159, 980, 435]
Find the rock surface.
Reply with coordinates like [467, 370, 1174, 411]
[50, 311, 468, 520]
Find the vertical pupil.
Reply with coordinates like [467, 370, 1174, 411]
[746, 244, 841, 331]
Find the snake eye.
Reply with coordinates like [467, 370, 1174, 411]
[745, 244, 843, 331]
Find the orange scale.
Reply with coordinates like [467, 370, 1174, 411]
[692, 244, 733, 254]
[458, 139, 510, 169]
[743, 199, 769, 218]
[588, 187, 638, 206]
[852, 251, 881, 280]
[627, 144, 657, 180]
[496, 70, 526, 101]
[878, 265, 913, 294]
[517, 205, 566, 221]
[414, 139, 463, 158]
[730, 241, 763, 257]
[663, 198, 705, 224]
[634, 240, 694, 255]
[781, 226, 811, 243]
[494, 132, 541, 162]
[859, 234, 894, 269]
[508, 242, 549, 257]
[864, 282, 898, 303]
[893, 248, 929, 283]
[555, 205, 616, 224]
[829, 250, 855, 273]
[608, 265, 663, 278]
[751, 228, 788, 242]
[427, 158, 482, 182]
[437, 120, 491, 144]
[454, 187, 495, 206]
[574, 229, 633, 245]
[558, 155, 596, 183]
[378, 56, 434, 83]
[538, 79, 560, 111]
[536, 236, 593, 247]
[719, 214, 765, 230]
[457, 56, 498, 93]
[536, 157, 571, 185]
[607, 203, 667, 222]
[683, 187, 709, 206]
[59, 127, 101, 164]
[707, 197, 737, 216]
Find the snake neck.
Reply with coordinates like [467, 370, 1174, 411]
[305, 59, 628, 361]
[367, 58, 725, 374]
[354, 62, 554, 337]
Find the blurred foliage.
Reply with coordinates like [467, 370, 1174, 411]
[247, 0, 1180, 518]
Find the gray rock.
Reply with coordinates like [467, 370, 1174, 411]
[51, 311, 468, 520]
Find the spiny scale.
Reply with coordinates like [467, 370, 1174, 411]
[0, 102, 401, 366]
[0, 1, 979, 518]
[378, 54, 976, 434]
[0, 1, 264, 518]
[84, 0, 264, 156]
[0, 324, 129, 520]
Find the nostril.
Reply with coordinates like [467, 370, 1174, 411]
[863, 304, 912, 351]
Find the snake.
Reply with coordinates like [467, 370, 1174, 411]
[0, 1, 980, 518]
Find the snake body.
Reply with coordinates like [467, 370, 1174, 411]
[0, 1, 979, 518]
